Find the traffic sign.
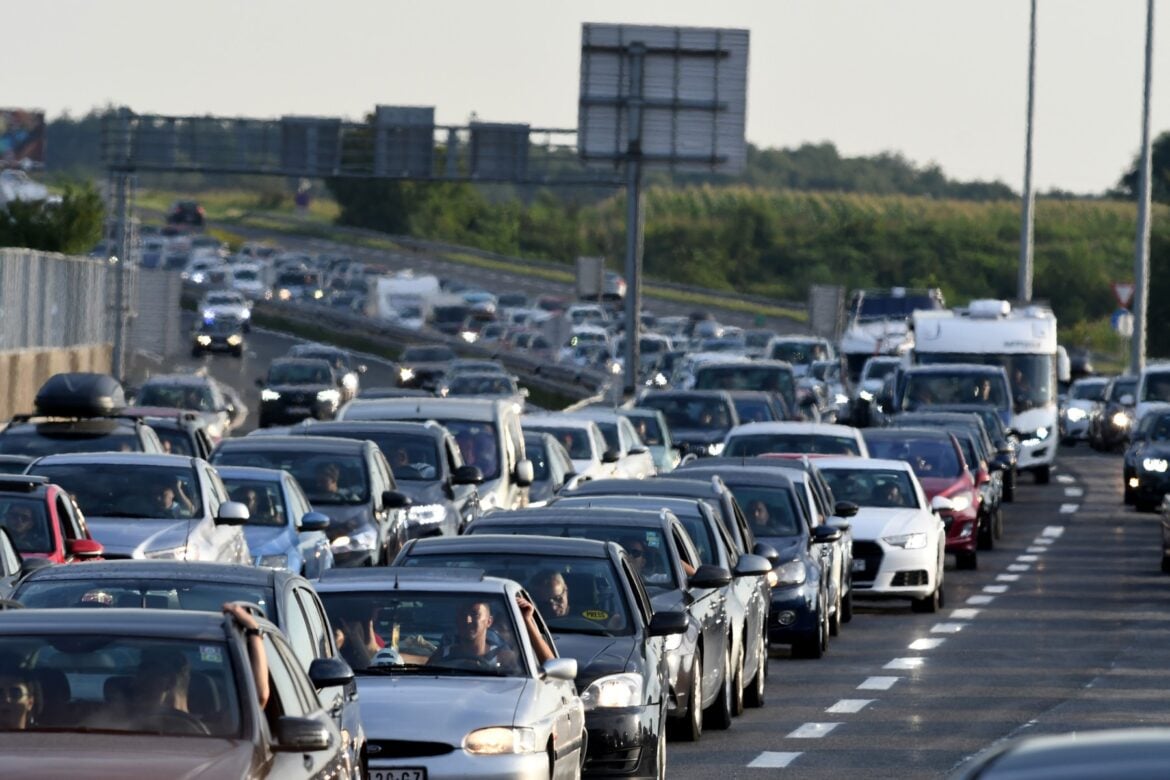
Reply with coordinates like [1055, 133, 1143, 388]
[1112, 308, 1134, 338]
[1112, 281, 1135, 308]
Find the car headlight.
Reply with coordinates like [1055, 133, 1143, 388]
[141, 544, 194, 561]
[765, 570, 779, 588]
[407, 503, 447, 526]
[226, 334, 242, 346]
[399, 367, 415, 382]
[1112, 411, 1132, 428]
[948, 491, 974, 513]
[835, 393, 850, 406]
[463, 727, 537, 755]
[191, 272, 206, 284]
[196, 335, 212, 346]
[258, 554, 289, 569]
[342, 373, 358, 390]
[317, 389, 341, 404]
[460, 330, 478, 343]
[581, 672, 642, 710]
[240, 309, 251, 319]
[706, 442, 725, 457]
[772, 559, 806, 587]
[313, 289, 324, 300]
[883, 532, 927, 550]
[202, 309, 215, 320]
[1066, 407, 1087, 422]
[331, 527, 378, 552]
[1142, 458, 1169, 473]
[261, 389, 281, 402]
[859, 389, 874, 401]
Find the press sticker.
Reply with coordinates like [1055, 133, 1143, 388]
[200, 645, 223, 664]
[583, 609, 609, 621]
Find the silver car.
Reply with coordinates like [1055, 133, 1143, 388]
[316, 567, 586, 780]
[26, 452, 252, 564]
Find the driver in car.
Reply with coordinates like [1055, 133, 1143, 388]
[429, 596, 552, 670]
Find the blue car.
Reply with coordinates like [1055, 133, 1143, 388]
[217, 465, 334, 578]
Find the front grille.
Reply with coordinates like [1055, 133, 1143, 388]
[851, 541, 883, 584]
[891, 570, 929, 587]
[366, 740, 455, 758]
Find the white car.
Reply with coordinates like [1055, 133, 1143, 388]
[229, 263, 269, 301]
[521, 414, 615, 481]
[200, 290, 252, 330]
[573, 408, 657, 479]
[815, 456, 947, 612]
[722, 421, 870, 458]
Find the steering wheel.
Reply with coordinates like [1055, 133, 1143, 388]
[147, 708, 211, 736]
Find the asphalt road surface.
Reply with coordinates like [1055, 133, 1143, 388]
[668, 447, 1170, 779]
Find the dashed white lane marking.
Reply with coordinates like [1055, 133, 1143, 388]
[787, 722, 841, 739]
[1057, 474, 1075, 484]
[1032, 538, 1055, 545]
[984, 584, 1010, 594]
[909, 638, 946, 650]
[1026, 546, 1048, 553]
[748, 752, 802, 769]
[884, 657, 925, 670]
[997, 574, 1021, 582]
[1059, 504, 1079, 514]
[858, 676, 901, 691]
[951, 608, 981, 619]
[1042, 526, 1066, 538]
[827, 699, 875, 714]
[1018, 555, 1040, 562]
[1008, 564, 1031, 572]
[932, 622, 966, 634]
[1064, 487, 1084, 497]
[967, 595, 996, 605]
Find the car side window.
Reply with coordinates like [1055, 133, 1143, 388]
[670, 526, 699, 574]
[54, 494, 82, 540]
[373, 449, 395, 491]
[295, 587, 332, 660]
[620, 558, 653, 627]
[285, 479, 309, 525]
[713, 516, 739, 569]
[0, 534, 20, 575]
[262, 633, 314, 720]
[729, 497, 755, 552]
[283, 590, 317, 668]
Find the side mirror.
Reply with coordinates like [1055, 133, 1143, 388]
[308, 656, 354, 689]
[298, 512, 330, 532]
[732, 553, 772, 578]
[215, 501, 250, 526]
[452, 464, 485, 485]
[811, 525, 842, 544]
[519, 387, 530, 398]
[753, 542, 780, 564]
[647, 609, 689, 636]
[930, 495, 955, 514]
[688, 564, 732, 589]
[541, 658, 578, 681]
[515, 459, 535, 487]
[66, 538, 104, 559]
[381, 490, 412, 510]
[273, 716, 333, 752]
[601, 449, 621, 464]
[834, 501, 859, 518]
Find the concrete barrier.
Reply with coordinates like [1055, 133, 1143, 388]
[0, 344, 113, 421]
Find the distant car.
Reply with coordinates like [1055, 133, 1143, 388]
[1123, 408, 1170, 511]
[200, 290, 252, 330]
[522, 431, 578, 506]
[723, 421, 870, 458]
[1089, 375, 1138, 452]
[120, 407, 217, 459]
[1061, 376, 1109, 444]
[574, 408, 657, 479]
[440, 372, 527, 403]
[165, 199, 205, 227]
[134, 373, 237, 440]
[637, 390, 741, 458]
[257, 358, 342, 428]
[287, 345, 365, 403]
[397, 344, 458, 390]
[192, 316, 246, 358]
[522, 414, 614, 481]
[0, 474, 103, 564]
[621, 407, 680, 474]
[725, 390, 790, 425]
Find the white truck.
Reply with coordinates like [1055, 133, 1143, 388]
[839, 287, 945, 381]
[370, 272, 441, 330]
[911, 299, 1067, 483]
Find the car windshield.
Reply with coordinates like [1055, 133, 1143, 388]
[0, 497, 53, 554]
[625, 414, 664, 446]
[724, 485, 804, 537]
[340, 433, 441, 482]
[0, 430, 144, 457]
[267, 363, 333, 385]
[593, 422, 621, 452]
[640, 396, 732, 431]
[441, 421, 501, 481]
[1140, 372, 1170, 403]
[220, 477, 287, 526]
[853, 292, 942, 320]
[1110, 378, 1137, 402]
[820, 468, 920, 509]
[211, 450, 369, 505]
[693, 366, 796, 406]
[293, 350, 348, 370]
[863, 360, 900, 382]
[0, 634, 242, 737]
[732, 398, 776, 423]
[864, 437, 965, 479]
[768, 341, 828, 366]
[399, 553, 633, 637]
[914, 354, 1053, 413]
[1070, 381, 1107, 401]
[529, 426, 592, 460]
[232, 270, 258, 282]
[137, 384, 215, 412]
[402, 346, 456, 362]
[448, 376, 515, 396]
[205, 294, 239, 306]
[320, 591, 527, 676]
[151, 428, 194, 457]
[30, 464, 204, 519]
[725, 433, 860, 457]
[902, 371, 1011, 412]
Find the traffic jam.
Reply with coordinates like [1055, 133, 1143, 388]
[0, 210, 1163, 779]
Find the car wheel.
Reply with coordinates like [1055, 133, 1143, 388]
[828, 587, 842, 637]
[1124, 481, 1136, 505]
[793, 595, 828, 659]
[993, 508, 1004, 541]
[669, 653, 703, 742]
[731, 641, 745, 717]
[911, 585, 942, 613]
[703, 646, 733, 730]
[1034, 465, 1051, 484]
[744, 635, 767, 708]
[1004, 470, 1016, 502]
[1136, 500, 1158, 513]
[191, 349, 203, 358]
[232, 348, 243, 358]
[956, 550, 978, 570]
[977, 514, 994, 551]
[841, 584, 854, 623]
[1162, 555, 1170, 574]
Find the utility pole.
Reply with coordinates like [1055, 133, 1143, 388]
[1131, 0, 1156, 375]
[1017, 0, 1038, 303]
[622, 42, 646, 399]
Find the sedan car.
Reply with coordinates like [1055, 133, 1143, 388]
[0, 607, 348, 778]
[0, 474, 103, 564]
[27, 452, 251, 564]
[257, 358, 343, 428]
[950, 727, 1170, 780]
[393, 535, 687, 779]
[1124, 408, 1170, 511]
[191, 316, 246, 357]
[315, 566, 586, 780]
[1089, 375, 1138, 452]
[815, 457, 947, 612]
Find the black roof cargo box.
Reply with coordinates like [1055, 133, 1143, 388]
[34, 373, 126, 418]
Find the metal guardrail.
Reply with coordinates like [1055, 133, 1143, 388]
[0, 250, 119, 351]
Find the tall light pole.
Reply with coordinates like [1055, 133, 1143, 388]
[1131, 0, 1156, 375]
[1018, 0, 1038, 303]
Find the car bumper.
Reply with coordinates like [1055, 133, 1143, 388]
[583, 704, 661, 777]
[850, 541, 938, 600]
[767, 583, 819, 645]
[1061, 418, 1091, 439]
[1132, 473, 1170, 504]
[942, 512, 978, 554]
[331, 548, 376, 567]
[193, 340, 241, 353]
[368, 753, 552, 780]
[1016, 439, 1055, 470]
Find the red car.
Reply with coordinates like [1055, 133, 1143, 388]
[0, 475, 103, 565]
[861, 428, 982, 570]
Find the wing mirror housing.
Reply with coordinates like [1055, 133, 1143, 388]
[811, 525, 842, 544]
[274, 716, 333, 752]
[515, 459, 535, 487]
[834, 500, 859, 518]
[541, 658, 578, 681]
[215, 501, 250, 526]
[298, 512, 330, 532]
[452, 465, 485, 485]
[382, 490, 412, 510]
[66, 538, 104, 559]
[647, 609, 689, 636]
[930, 495, 955, 514]
[308, 657, 354, 689]
[688, 564, 733, 589]
[732, 553, 773, 578]
[601, 449, 621, 464]
[753, 541, 780, 564]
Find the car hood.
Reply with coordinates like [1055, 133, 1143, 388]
[756, 534, 806, 561]
[846, 507, 928, 542]
[916, 476, 971, 500]
[357, 676, 529, 740]
[313, 503, 374, 540]
[86, 517, 197, 557]
[0, 733, 252, 779]
[242, 524, 296, 556]
[551, 633, 637, 689]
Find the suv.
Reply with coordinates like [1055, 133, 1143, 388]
[287, 345, 366, 403]
[131, 373, 240, 441]
[257, 358, 342, 428]
[165, 199, 205, 227]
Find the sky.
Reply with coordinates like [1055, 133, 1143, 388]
[4, 0, 1167, 194]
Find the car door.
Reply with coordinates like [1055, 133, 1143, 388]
[712, 514, 764, 691]
[619, 555, 668, 712]
[523, 598, 584, 773]
[672, 523, 728, 704]
[619, 417, 656, 478]
[285, 476, 331, 578]
[203, 465, 248, 563]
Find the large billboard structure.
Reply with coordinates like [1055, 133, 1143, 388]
[0, 109, 46, 168]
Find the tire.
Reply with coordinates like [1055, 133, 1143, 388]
[1034, 465, 1051, 485]
[841, 586, 854, 624]
[956, 550, 978, 571]
[668, 654, 703, 742]
[793, 596, 829, 659]
[1004, 470, 1016, 503]
[992, 508, 1004, 541]
[1124, 483, 1136, 506]
[1162, 555, 1170, 574]
[828, 587, 842, 637]
[1136, 500, 1158, 513]
[744, 636, 767, 709]
[731, 642, 745, 717]
[703, 646, 733, 730]
[232, 348, 243, 358]
[977, 514, 995, 551]
[911, 585, 942, 613]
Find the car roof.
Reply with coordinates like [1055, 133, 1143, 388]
[340, 397, 505, 421]
[213, 465, 289, 481]
[0, 474, 51, 496]
[570, 476, 727, 499]
[270, 357, 334, 368]
[0, 607, 237, 641]
[669, 465, 796, 488]
[215, 436, 366, 453]
[523, 415, 600, 430]
[728, 422, 859, 436]
[16, 560, 285, 589]
[314, 566, 517, 594]
[295, 420, 446, 439]
[863, 427, 955, 440]
[30, 452, 198, 467]
[140, 374, 215, 387]
[904, 364, 1006, 375]
[812, 457, 915, 473]
[472, 507, 673, 530]
[405, 534, 614, 559]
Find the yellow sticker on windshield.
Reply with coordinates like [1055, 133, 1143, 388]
[583, 609, 609, 621]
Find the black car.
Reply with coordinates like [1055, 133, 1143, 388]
[277, 420, 483, 537]
[1123, 409, 1170, 511]
[398, 344, 458, 390]
[287, 345, 366, 402]
[166, 199, 205, 227]
[257, 358, 341, 428]
[0, 373, 165, 457]
[727, 390, 791, 424]
[393, 534, 686, 779]
[466, 507, 769, 741]
[192, 316, 245, 358]
[11, 560, 365, 778]
[211, 436, 410, 567]
[1090, 375, 1138, 452]
[636, 390, 742, 458]
[0, 608, 348, 778]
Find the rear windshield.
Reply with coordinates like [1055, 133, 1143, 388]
[863, 437, 964, 479]
[725, 433, 860, 457]
[639, 396, 732, 432]
[820, 468, 920, 509]
[723, 485, 804, 537]
[211, 449, 369, 505]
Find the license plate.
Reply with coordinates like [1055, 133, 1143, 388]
[852, 559, 867, 572]
[284, 406, 310, 415]
[370, 770, 427, 780]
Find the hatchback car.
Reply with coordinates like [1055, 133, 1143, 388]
[1089, 375, 1137, 452]
[287, 344, 366, 403]
[0, 474, 103, 564]
[1123, 409, 1170, 511]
